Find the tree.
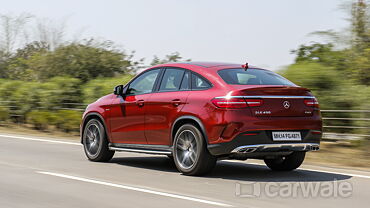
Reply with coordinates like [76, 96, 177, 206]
[35, 40, 139, 82]
[150, 52, 191, 66]
[0, 13, 33, 55]
[2, 40, 140, 82]
[34, 17, 68, 50]
[2, 41, 49, 80]
[290, 0, 370, 85]
[350, 0, 370, 84]
[291, 43, 349, 71]
[351, 0, 370, 51]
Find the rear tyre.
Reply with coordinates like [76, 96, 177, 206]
[173, 124, 216, 176]
[83, 119, 114, 162]
[264, 151, 306, 171]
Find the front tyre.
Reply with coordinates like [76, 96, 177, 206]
[83, 119, 114, 162]
[264, 151, 306, 171]
[173, 124, 216, 176]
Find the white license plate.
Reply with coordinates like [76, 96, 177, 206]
[272, 131, 302, 141]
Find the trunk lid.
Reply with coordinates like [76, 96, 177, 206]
[233, 85, 316, 117]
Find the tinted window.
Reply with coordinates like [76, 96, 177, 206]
[127, 69, 160, 95]
[180, 71, 190, 90]
[218, 68, 295, 86]
[191, 73, 211, 90]
[159, 68, 185, 91]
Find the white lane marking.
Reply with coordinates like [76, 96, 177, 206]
[224, 160, 370, 180]
[0, 134, 81, 146]
[37, 171, 233, 207]
[2, 133, 369, 180]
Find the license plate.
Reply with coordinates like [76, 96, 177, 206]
[272, 131, 301, 141]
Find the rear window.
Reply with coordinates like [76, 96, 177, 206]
[218, 68, 295, 86]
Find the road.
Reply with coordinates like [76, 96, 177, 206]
[0, 133, 369, 208]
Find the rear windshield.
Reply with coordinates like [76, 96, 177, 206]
[218, 68, 295, 86]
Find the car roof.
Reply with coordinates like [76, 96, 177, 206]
[149, 61, 265, 71]
[142, 62, 271, 89]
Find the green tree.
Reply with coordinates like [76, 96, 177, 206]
[291, 0, 370, 85]
[35, 41, 137, 82]
[349, 0, 370, 84]
[150, 52, 191, 66]
[2, 40, 141, 82]
[291, 43, 349, 71]
[351, 0, 370, 51]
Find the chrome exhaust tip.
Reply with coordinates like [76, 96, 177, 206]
[240, 147, 257, 153]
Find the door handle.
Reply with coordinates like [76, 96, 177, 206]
[136, 100, 145, 107]
[172, 99, 181, 106]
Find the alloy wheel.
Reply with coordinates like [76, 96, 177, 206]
[85, 123, 101, 157]
[175, 130, 199, 169]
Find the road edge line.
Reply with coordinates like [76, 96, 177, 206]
[37, 171, 233, 207]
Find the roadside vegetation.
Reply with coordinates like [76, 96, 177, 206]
[0, 0, 369, 169]
[0, 2, 368, 133]
[280, 0, 370, 137]
[282, 0, 370, 168]
[0, 13, 189, 132]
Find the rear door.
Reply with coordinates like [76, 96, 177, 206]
[145, 68, 190, 145]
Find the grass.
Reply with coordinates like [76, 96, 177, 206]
[305, 141, 370, 171]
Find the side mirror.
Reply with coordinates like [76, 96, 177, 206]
[113, 85, 124, 95]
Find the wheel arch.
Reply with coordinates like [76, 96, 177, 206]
[171, 115, 209, 145]
[81, 112, 109, 144]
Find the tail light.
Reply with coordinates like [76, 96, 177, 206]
[212, 98, 263, 108]
[304, 98, 319, 108]
[211, 98, 247, 108]
[245, 99, 263, 107]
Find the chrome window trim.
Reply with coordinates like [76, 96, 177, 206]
[215, 95, 315, 99]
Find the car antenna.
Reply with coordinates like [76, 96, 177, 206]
[242, 62, 249, 71]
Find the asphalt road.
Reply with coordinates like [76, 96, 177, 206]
[0, 133, 369, 208]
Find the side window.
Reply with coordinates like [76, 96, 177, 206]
[180, 71, 190, 90]
[191, 73, 211, 90]
[159, 68, 185, 92]
[127, 69, 160, 95]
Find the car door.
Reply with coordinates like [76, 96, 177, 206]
[109, 68, 161, 144]
[145, 68, 191, 145]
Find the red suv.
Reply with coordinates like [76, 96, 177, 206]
[81, 62, 322, 175]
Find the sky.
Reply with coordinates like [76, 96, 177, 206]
[0, 0, 349, 71]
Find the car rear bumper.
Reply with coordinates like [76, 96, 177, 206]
[207, 129, 321, 157]
[231, 143, 319, 153]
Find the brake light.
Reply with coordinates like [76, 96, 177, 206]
[211, 98, 263, 108]
[304, 98, 319, 108]
[211, 98, 247, 108]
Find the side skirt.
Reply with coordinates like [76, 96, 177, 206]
[109, 143, 172, 155]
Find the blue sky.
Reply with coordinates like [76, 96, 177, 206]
[0, 0, 348, 70]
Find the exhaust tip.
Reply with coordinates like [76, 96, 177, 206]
[239, 147, 257, 153]
[311, 146, 320, 151]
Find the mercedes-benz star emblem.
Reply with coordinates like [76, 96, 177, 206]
[283, 101, 290, 109]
